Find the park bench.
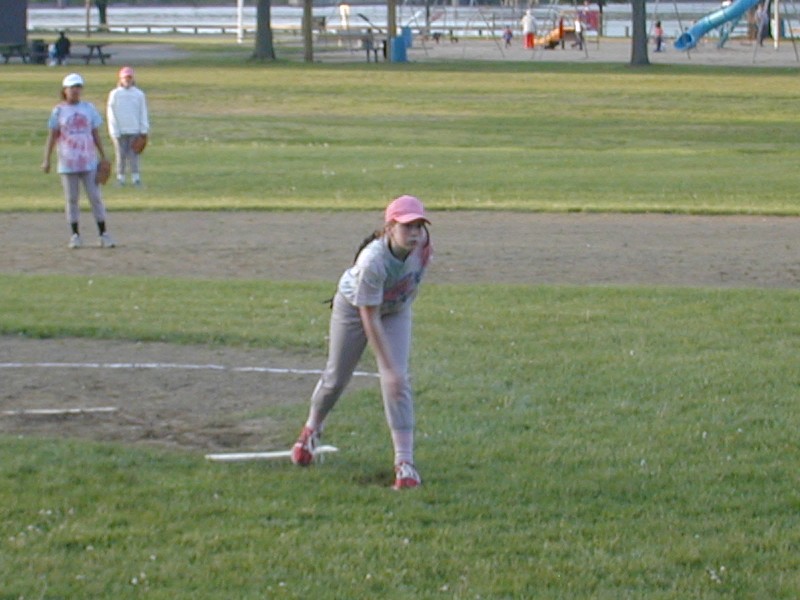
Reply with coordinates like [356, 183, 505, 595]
[1, 40, 50, 65]
[318, 30, 387, 62]
[1, 43, 30, 63]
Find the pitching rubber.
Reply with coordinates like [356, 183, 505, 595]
[205, 444, 339, 462]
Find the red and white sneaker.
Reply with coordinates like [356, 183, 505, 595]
[393, 462, 421, 490]
[291, 426, 319, 466]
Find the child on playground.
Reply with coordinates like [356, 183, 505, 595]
[42, 73, 115, 249]
[503, 26, 513, 48]
[654, 20, 665, 52]
[291, 195, 433, 490]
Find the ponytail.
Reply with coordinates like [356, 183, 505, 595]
[323, 229, 383, 307]
[352, 229, 384, 264]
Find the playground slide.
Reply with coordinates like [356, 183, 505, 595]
[673, 0, 760, 50]
[540, 25, 577, 49]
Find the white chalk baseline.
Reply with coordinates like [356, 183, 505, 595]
[0, 361, 379, 378]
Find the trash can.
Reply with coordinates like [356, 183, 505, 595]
[390, 36, 407, 62]
[401, 26, 413, 49]
[30, 39, 47, 64]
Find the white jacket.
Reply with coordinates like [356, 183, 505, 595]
[520, 11, 537, 34]
[107, 85, 149, 138]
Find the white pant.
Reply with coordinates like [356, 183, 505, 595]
[310, 292, 415, 432]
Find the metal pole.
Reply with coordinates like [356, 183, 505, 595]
[85, 0, 91, 38]
[237, 0, 244, 44]
[774, 0, 780, 48]
[388, 0, 397, 60]
[303, 0, 313, 62]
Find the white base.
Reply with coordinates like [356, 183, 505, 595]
[205, 444, 339, 462]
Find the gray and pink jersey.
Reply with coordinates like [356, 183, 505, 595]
[338, 235, 432, 315]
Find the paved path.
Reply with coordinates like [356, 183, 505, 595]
[401, 36, 800, 67]
[113, 36, 800, 68]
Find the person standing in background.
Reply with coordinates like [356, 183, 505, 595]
[503, 25, 513, 47]
[107, 66, 150, 187]
[52, 31, 71, 65]
[654, 20, 664, 52]
[756, 3, 770, 45]
[42, 73, 115, 249]
[572, 13, 584, 50]
[520, 9, 537, 49]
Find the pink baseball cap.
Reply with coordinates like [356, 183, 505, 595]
[118, 66, 134, 78]
[385, 195, 430, 224]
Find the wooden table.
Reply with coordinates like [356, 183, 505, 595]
[1, 43, 30, 64]
[80, 43, 112, 64]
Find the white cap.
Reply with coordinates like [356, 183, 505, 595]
[62, 73, 84, 88]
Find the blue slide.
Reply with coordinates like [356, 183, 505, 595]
[674, 0, 760, 50]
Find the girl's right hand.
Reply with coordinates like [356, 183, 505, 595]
[41, 160, 50, 173]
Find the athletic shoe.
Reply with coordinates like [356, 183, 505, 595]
[68, 233, 82, 249]
[99, 233, 116, 248]
[291, 426, 319, 466]
[393, 462, 421, 490]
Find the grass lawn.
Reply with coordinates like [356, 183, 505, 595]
[1, 41, 799, 598]
[2, 40, 800, 214]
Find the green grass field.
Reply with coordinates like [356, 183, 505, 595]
[1, 40, 800, 598]
[3, 38, 800, 214]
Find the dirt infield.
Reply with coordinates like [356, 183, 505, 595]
[2, 211, 798, 454]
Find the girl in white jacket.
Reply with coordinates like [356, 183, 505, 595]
[107, 66, 149, 186]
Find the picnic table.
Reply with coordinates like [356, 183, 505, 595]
[1, 43, 30, 63]
[79, 43, 112, 64]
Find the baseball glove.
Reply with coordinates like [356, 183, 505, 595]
[95, 159, 111, 185]
[131, 134, 148, 154]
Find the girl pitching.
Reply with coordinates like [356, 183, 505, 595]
[291, 195, 433, 490]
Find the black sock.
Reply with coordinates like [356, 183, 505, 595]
[97, 221, 106, 235]
[71, 222, 79, 235]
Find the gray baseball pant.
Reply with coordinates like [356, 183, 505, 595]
[112, 135, 140, 179]
[60, 171, 106, 225]
[310, 292, 414, 433]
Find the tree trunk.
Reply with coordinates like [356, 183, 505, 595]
[302, 0, 313, 63]
[253, 0, 276, 61]
[630, 0, 649, 65]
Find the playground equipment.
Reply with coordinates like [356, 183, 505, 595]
[674, 0, 760, 49]
[539, 23, 576, 48]
[670, 0, 799, 62]
[537, 8, 596, 51]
